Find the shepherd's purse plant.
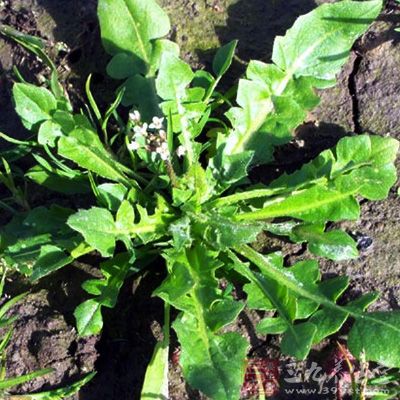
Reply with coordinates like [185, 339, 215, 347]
[0, 0, 399, 399]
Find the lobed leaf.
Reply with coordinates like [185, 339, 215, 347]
[235, 135, 398, 224]
[211, 0, 382, 177]
[155, 246, 247, 398]
[174, 314, 248, 400]
[291, 224, 358, 261]
[235, 244, 400, 367]
[76, 254, 134, 336]
[0, 206, 79, 279]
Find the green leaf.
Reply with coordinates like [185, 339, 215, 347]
[98, 1, 177, 120]
[173, 164, 215, 207]
[97, 183, 128, 212]
[30, 245, 73, 281]
[58, 128, 133, 187]
[116, 200, 136, 232]
[155, 246, 247, 399]
[307, 279, 362, 345]
[156, 52, 199, 163]
[270, 135, 398, 192]
[208, 147, 253, 192]
[149, 39, 180, 76]
[235, 244, 400, 367]
[348, 312, 400, 368]
[237, 184, 360, 222]
[1, 206, 78, 277]
[174, 314, 248, 400]
[272, 0, 383, 80]
[37, 120, 63, 146]
[0, 368, 53, 390]
[0, 292, 27, 321]
[235, 135, 399, 223]
[28, 170, 85, 194]
[346, 165, 398, 201]
[234, 253, 319, 359]
[0, 25, 53, 70]
[292, 224, 358, 261]
[213, 40, 238, 78]
[26, 165, 90, 195]
[133, 197, 172, 244]
[156, 53, 194, 100]
[168, 216, 192, 251]
[244, 280, 275, 311]
[141, 304, 170, 400]
[106, 52, 140, 79]
[156, 246, 244, 331]
[141, 341, 169, 400]
[74, 299, 103, 336]
[98, 0, 170, 75]
[0, 25, 67, 101]
[154, 259, 195, 309]
[67, 207, 116, 257]
[121, 75, 160, 117]
[281, 322, 317, 360]
[13, 83, 56, 129]
[20, 372, 96, 400]
[76, 254, 134, 336]
[256, 317, 287, 334]
[216, 1, 382, 166]
[51, 110, 76, 132]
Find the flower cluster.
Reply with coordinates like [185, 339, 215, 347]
[127, 111, 168, 160]
[127, 110, 186, 160]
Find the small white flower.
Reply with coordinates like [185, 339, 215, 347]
[160, 151, 169, 161]
[155, 142, 170, 160]
[149, 116, 164, 130]
[129, 110, 141, 123]
[127, 141, 140, 151]
[176, 145, 186, 158]
[133, 123, 148, 136]
[161, 142, 169, 151]
[159, 129, 167, 140]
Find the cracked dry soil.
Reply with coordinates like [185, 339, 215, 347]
[0, 0, 400, 399]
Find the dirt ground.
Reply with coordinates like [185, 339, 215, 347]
[0, 0, 399, 399]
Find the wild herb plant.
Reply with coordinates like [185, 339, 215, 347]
[0, 0, 399, 399]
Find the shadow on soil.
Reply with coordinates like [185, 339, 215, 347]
[34, 0, 113, 107]
[78, 270, 165, 400]
[216, 0, 316, 64]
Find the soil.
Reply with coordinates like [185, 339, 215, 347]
[0, 0, 399, 399]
